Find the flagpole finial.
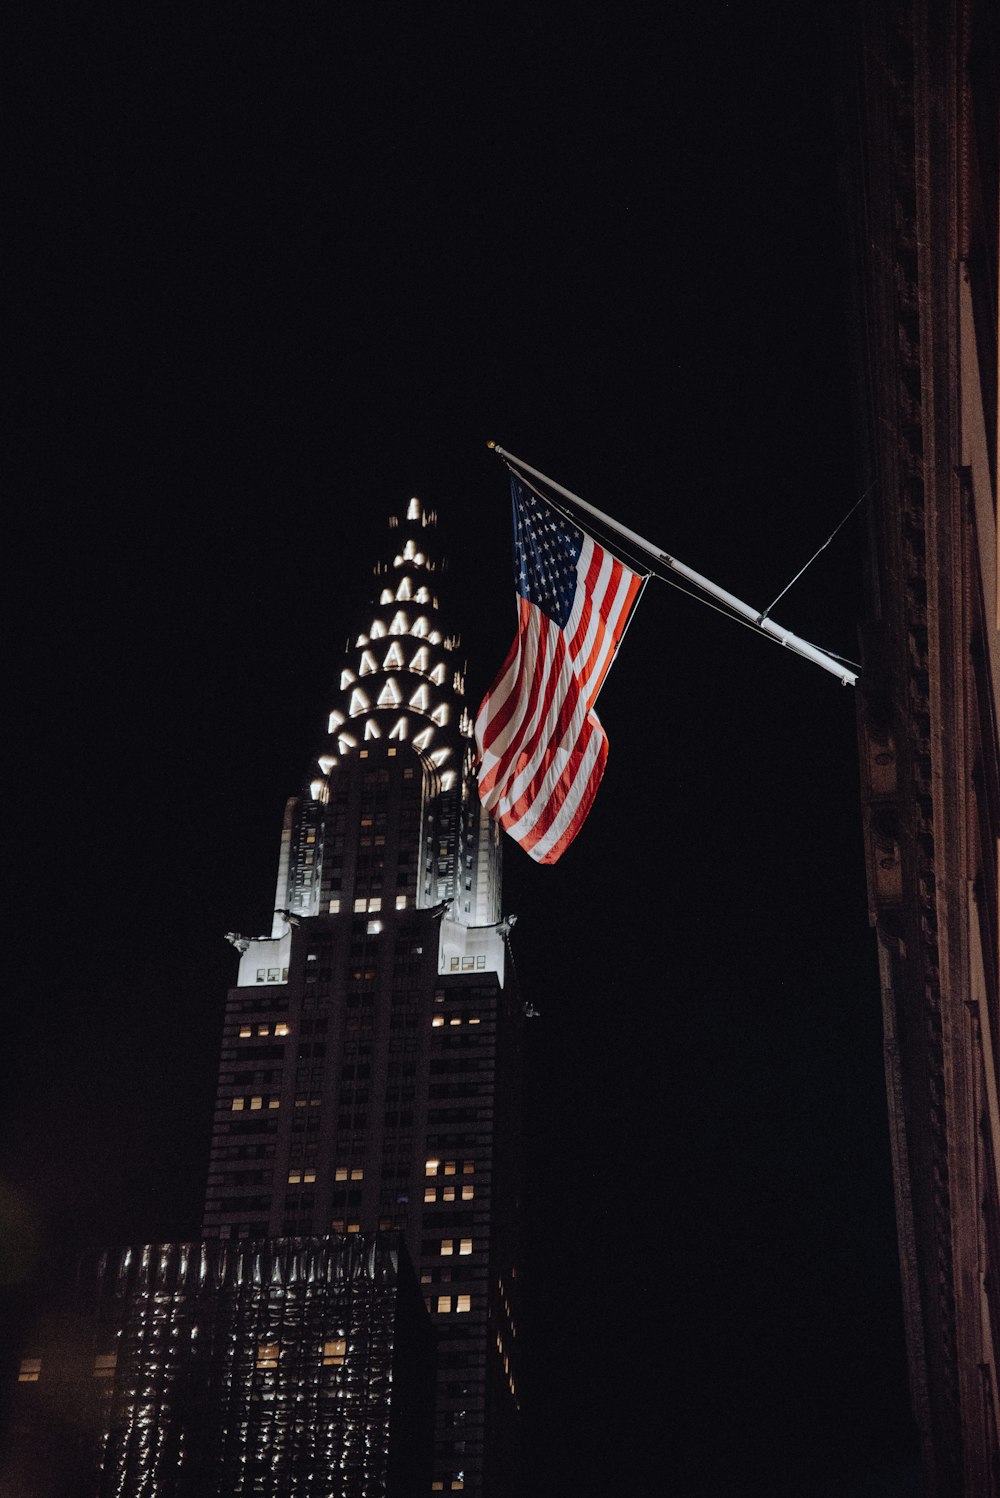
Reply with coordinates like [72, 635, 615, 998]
[486, 440, 497, 450]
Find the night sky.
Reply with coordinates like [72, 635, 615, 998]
[7, 7, 922, 1494]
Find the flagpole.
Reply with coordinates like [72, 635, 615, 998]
[488, 443, 858, 687]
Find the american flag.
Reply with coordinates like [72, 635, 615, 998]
[475, 475, 644, 864]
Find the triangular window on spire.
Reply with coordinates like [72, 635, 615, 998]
[428, 629, 442, 644]
[328, 710, 345, 733]
[378, 678, 402, 708]
[412, 726, 433, 752]
[409, 646, 430, 673]
[388, 717, 409, 741]
[412, 617, 429, 639]
[349, 688, 370, 718]
[338, 732, 358, 754]
[383, 642, 405, 670]
[415, 585, 431, 604]
[341, 668, 356, 690]
[409, 684, 430, 712]
[396, 576, 412, 601]
[429, 747, 451, 767]
[388, 611, 410, 635]
[429, 663, 447, 686]
[407, 498, 421, 521]
[431, 704, 449, 727]
[364, 718, 382, 740]
[355, 633, 369, 647]
[403, 539, 416, 561]
[440, 770, 457, 791]
[359, 650, 379, 677]
[379, 588, 394, 605]
[369, 619, 386, 638]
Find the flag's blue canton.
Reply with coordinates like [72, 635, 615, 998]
[510, 476, 583, 630]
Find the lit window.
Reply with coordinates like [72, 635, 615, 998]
[350, 1167, 364, 1180]
[354, 899, 367, 914]
[250, 1097, 263, 1110]
[331, 1219, 344, 1231]
[231, 1098, 245, 1111]
[328, 898, 340, 913]
[444, 1161, 456, 1176]
[256, 1342, 280, 1369]
[462, 1185, 474, 1201]
[367, 919, 383, 935]
[346, 1222, 360, 1234]
[396, 895, 408, 910]
[424, 1187, 436, 1203]
[268, 1098, 280, 1110]
[239, 1026, 252, 1038]
[275, 1023, 290, 1037]
[257, 1024, 269, 1036]
[93, 1353, 117, 1378]
[440, 1239, 454, 1256]
[368, 897, 381, 912]
[322, 1338, 346, 1366]
[442, 1186, 455, 1201]
[456, 1295, 471, 1313]
[468, 1017, 480, 1026]
[425, 1159, 440, 1176]
[304, 1170, 316, 1183]
[18, 1358, 41, 1383]
[459, 1238, 472, 1256]
[437, 1295, 452, 1313]
[288, 1171, 301, 1184]
[432, 1015, 445, 1028]
[463, 1161, 475, 1174]
[335, 1167, 348, 1181]
[449, 1017, 461, 1026]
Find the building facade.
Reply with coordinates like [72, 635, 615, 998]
[852, 1, 1000, 1492]
[9, 1237, 432, 1498]
[201, 497, 523, 1495]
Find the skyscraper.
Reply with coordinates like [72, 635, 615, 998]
[6, 498, 522, 1498]
[200, 497, 523, 1495]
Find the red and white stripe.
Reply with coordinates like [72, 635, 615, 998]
[475, 534, 642, 865]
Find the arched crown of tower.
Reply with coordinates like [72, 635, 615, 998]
[307, 498, 476, 803]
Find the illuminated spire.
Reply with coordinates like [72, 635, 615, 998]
[271, 498, 501, 933]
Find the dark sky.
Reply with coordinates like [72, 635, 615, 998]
[7, 6, 921, 1494]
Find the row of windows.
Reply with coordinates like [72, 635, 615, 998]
[19, 1354, 116, 1384]
[426, 1158, 475, 1176]
[256, 1338, 345, 1370]
[432, 1015, 481, 1028]
[238, 1023, 291, 1038]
